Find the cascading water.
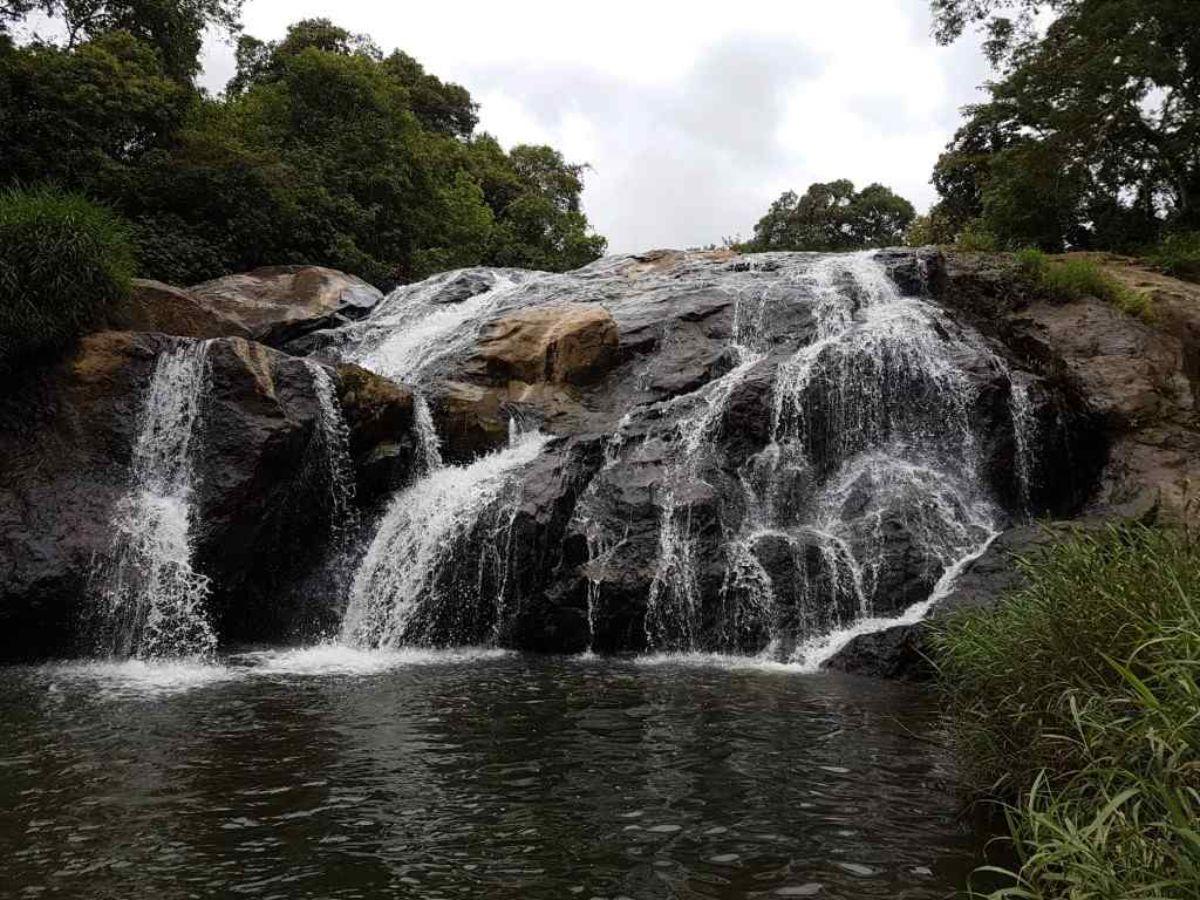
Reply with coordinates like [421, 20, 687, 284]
[306, 362, 359, 543]
[312, 249, 1038, 664]
[640, 253, 1018, 662]
[328, 271, 555, 649]
[341, 429, 549, 648]
[91, 341, 217, 659]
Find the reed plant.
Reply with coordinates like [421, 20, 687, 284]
[0, 186, 135, 370]
[933, 524, 1200, 898]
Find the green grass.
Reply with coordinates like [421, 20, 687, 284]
[0, 185, 135, 370]
[933, 524, 1200, 898]
[1148, 232, 1200, 283]
[1014, 249, 1153, 321]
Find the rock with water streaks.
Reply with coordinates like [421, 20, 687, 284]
[0, 332, 415, 660]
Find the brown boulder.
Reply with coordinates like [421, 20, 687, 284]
[471, 303, 618, 386]
[189, 265, 382, 345]
[108, 279, 251, 340]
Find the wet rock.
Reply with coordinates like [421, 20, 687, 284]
[0, 332, 412, 660]
[823, 624, 933, 680]
[470, 303, 619, 387]
[334, 364, 417, 508]
[430, 380, 511, 463]
[189, 265, 382, 346]
[109, 279, 252, 339]
[824, 522, 1097, 679]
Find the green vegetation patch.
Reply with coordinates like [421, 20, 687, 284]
[1014, 250, 1153, 321]
[0, 186, 135, 370]
[1148, 232, 1200, 283]
[933, 524, 1200, 898]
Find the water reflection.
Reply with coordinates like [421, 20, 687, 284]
[0, 653, 988, 898]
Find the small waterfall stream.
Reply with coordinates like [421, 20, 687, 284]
[341, 429, 549, 648]
[306, 362, 360, 543]
[92, 341, 217, 659]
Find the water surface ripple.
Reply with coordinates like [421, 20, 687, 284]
[0, 653, 986, 899]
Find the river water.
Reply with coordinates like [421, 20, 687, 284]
[0, 650, 991, 899]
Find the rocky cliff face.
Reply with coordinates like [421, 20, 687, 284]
[2, 249, 1197, 669]
[0, 331, 413, 660]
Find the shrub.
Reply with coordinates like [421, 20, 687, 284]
[955, 219, 999, 252]
[933, 524, 1200, 898]
[1019, 253, 1153, 322]
[0, 187, 136, 369]
[1148, 232, 1200, 283]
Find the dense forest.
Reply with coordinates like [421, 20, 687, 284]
[0, 1, 607, 288]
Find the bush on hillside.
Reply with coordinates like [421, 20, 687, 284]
[1148, 232, 1200, 283]
[0, 186, 135, 369]
[933, 524, 1200, 898]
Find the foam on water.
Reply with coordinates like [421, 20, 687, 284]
[239, 644, 512, 676]
[38, 658, 234, 698]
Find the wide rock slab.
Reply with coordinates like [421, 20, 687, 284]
[470, 303, 619, 386]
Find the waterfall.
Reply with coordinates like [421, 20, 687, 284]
[318, 250, 1038, 663]
[348, 270, 528, 383]
[306, 362, 359, 543]
[412, 392, 443, 473]
[642, 253, 1022, 660]
[92, 341, 217, 660]
[340, 430, 550, 648]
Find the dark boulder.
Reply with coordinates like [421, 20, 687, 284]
[0, 332, 414, 660]
[335, 363, 418, 508]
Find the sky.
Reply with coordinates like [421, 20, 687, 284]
[198, 1, 992, 254]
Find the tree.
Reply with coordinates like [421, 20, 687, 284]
[929, 0, 1200, 249]
[0, 13, 606, 285]
[3, 0, 242, 80]
[747, 180, 915, 251]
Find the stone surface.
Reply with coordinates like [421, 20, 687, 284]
[335, 363, 417, 508]
[0, 332, 413, 660]
[189, 265, 383, 346]
[470, 303, 620, 386]
[109, 279, 252, 339]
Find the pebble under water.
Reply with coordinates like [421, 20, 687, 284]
[0, 651, 994, 899]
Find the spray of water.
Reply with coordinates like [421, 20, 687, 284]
[341, 431, 550, 648]
[92, 341, 217, 660]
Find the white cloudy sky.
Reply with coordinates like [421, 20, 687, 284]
[199, 1, 991, 253]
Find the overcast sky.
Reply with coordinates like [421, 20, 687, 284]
[199, 1, 991, 254]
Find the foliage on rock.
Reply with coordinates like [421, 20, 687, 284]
[0, 186, 135, 369]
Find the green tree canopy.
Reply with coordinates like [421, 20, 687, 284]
[747, 180, 916, 252]
[1, 0, 242, 79]
[928, 0, 1200, 249]
[0, 13, 606, 286]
